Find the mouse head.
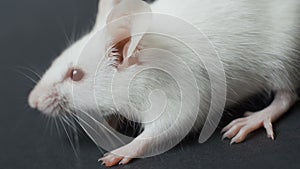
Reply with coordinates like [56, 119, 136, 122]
[28, 0, 151, 117]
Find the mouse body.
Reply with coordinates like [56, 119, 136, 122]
[28, 0, 300, 166]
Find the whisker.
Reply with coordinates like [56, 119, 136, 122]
[53, 116, 70, 153]
[58, 103, 82, 152]
[49, 116, 55, 136]
[59, 116, 80, 159]
[56, 101, 127, 153]
[14, 69, 38, 84]
[60, 114, 83, 137]
[61, 115, 77, 131]
[16, 66, 42, 80]
[73, 107, 126, 146]
[58, 103, 80, 132]
[54, 118, 62, 140]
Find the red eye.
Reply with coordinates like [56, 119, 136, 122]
[69, 68, 84, 81]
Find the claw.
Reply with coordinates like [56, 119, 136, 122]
[221, 127, 227, 134]
[222, 134, 227, 140]
[119, 157, 132, 165]
[98, 153, 133, 167]
[230, 139, 235, 145]
[222, 122, 244, 140]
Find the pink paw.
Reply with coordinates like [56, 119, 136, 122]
[221, 111, 274, 144]
[98, 152, 132, 167]
[97, 140, 147, 167]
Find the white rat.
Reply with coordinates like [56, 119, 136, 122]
[28, 0, 300, 166]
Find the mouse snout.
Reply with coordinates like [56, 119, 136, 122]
[28, 84, 47, 109]
[29, 99, 38, 108]
[28, 89, 40, 109]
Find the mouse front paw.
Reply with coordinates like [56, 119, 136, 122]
[98, 140, 148, 167]
[98, 152, 132, 167]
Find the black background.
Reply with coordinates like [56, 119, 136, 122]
[0, 0, 299, 169]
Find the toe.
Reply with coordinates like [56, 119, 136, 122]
[230, 131, 247, 144]
[119, 157, 132, 165]
[99, 153, 123, 167]
[222, 123, 244, 139]
[222, 118, 246, 133]
[263, 119, 274, 140]
[230, 125, 256, 144]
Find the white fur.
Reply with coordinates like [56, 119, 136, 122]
[29, 0, 300, 155]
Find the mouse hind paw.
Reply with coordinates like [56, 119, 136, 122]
[222, 91, 297, 144]
[221, 112, 274, 144]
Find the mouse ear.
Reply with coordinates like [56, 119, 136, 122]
[105, 0, 152, 69]
[96, 0, 121, 27]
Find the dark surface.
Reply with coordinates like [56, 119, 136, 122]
[0, 0, 299, 169]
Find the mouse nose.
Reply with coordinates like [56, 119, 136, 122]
[28, 89, 40, 109]
[28, 83, 51, 110]
[28, 96, 39, 109]
[32, 100, 39, 108]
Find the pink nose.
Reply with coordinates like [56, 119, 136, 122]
[32, 101, 39, 108]
[28, 96, 39, 108]
[28, 89, 40, 109]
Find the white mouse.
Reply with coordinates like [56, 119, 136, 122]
[28, 0, 300, 166]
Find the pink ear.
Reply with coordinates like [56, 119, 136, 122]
[96, 0, 121, 27]
[105, 0, 152, 69]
